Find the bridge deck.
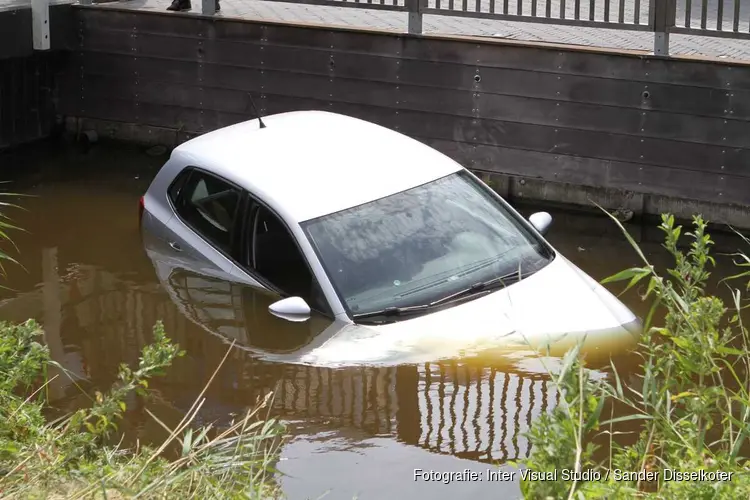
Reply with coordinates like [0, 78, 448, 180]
[3, 0, 750, 59]
[79, 0, 750, 60]
[0, 0, 71, 11]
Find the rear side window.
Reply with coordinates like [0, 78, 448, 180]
[172, 169, 241, 255]
[168, 168, 190, 206]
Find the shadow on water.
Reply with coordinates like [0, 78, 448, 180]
[0, 142, 747, 498]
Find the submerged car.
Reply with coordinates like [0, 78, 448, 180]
[140, 110, 640, 364]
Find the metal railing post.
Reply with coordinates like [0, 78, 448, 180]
[407, 0, 424, 34]
[31, 0, 50, 50]
[651, 0, 676, 56]
[202, 0, 216, 15]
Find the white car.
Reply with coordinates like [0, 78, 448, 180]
[140, 110, 640, 366]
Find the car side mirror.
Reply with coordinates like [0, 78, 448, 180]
[268, 296, 311, 322]
[529, 211, 552, 235]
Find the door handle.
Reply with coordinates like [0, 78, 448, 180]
[169, 241, 182, 252]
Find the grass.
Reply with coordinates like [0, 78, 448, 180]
[517, 212, 750, 499]
[0, 320, 285, 499]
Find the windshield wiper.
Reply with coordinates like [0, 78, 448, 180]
[352, 303, 432, 320]
[429, 269, 527, 307]
[352, 269, 533, 321]
[398, 250, 514, 299]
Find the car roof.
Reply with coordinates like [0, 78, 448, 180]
[171, 110, 463, 222]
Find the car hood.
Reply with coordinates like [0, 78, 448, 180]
[296, 255, 640, 367]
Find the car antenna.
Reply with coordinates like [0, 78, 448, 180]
[247, 93, 266, 129]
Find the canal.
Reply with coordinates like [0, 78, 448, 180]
[0, 141, 742, 499]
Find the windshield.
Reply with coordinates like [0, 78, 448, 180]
[301, 171, 554, 318]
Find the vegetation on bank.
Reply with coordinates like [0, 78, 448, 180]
[0, 199, 284, 499]
[519, 213, 750, 499]
[0, 320, 285, 499]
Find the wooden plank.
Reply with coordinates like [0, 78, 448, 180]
[465, 66, 746, 121]
[79, 71, 405, 118]
[78, 49, 750, 124]
[57, 52, 84, 117]
[81, 29, 201, 61]
[0, 5, 74, 59]
[395, 34, 750, 91]
[386, 84, 750, 150]
[0, 53, 59, 150]
[77, 31, 750, 130]
[150, 75, 393, 113]
[261, 95, 398, 125]
[79, 9, 750, 91]
[73, 93, 334, 133]
[79, 8, 336, 50]
[261, 97, 750, 182]
[82, 30, 270, 68]
[67, 10, 750, 209]
[78, 49, 328, 87]
[80, 9, 338, 51]
[0, 9, 32, 60]
[80, 9, 212, 39]
[76, 49, 750, 152]
[49, 5, 76, 52]
[423, 138, 746, 206]
[117, 15, 395, 54]
[77, 70, 750, 176]
[72, 95, 218, 132]
[383, 109, 749, 176]
[80, 14, 750, 109]
[238, 22, 336, 51]
[79, 43, 361, 85]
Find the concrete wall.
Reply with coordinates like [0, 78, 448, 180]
[54, 7, 750, 227]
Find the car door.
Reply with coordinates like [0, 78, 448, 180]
[162, 167, 246, 283]
[234, 200, 333, 318]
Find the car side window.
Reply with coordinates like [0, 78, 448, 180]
[173, 169, 241, 255]
[247, 205, 330, 315]
[168, 168, 190, 206]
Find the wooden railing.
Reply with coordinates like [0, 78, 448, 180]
[11, 0, 749, 57]
[158, 0, 749, 56]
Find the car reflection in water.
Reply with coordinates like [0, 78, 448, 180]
[142, 248, 569, 463]
[161, 264, 341, 362]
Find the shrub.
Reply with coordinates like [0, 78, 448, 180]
[0, 320, 285, 499]
[519, 213, 750, 499]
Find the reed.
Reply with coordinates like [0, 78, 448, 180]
[518, 212, 750, 499]
[0, 320, 285, 500]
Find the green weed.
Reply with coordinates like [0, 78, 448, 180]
[519, 213, 750, 499]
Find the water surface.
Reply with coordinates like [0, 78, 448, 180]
[0, 142, 742, 499]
